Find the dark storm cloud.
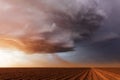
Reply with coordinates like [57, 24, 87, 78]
[92, 0, 120, 41]
[0, 0, 105, 53]
[74, 39, 120, 64]
[67, 0, 120, 66]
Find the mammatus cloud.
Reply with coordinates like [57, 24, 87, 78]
[0, 0, 105, 53]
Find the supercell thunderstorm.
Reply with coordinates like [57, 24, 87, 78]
[0, 0, 108, 67]
[0, 0, 105, 53]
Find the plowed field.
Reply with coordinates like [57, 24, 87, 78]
[0, 68, 119, 80]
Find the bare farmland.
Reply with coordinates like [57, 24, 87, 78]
[0, 68, 119, 80]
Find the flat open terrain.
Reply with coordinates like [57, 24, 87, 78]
[0, 68, 119, 80]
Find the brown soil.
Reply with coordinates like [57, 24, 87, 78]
[0, 68, 119, 80]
